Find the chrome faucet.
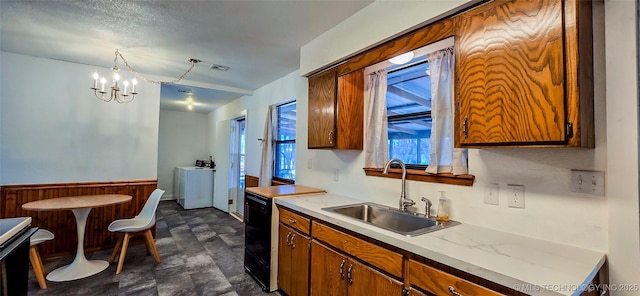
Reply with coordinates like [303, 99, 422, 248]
[421, 197, 432, 219]
[383, 158, 415, 211]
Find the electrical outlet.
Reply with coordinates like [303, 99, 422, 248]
[571, 170, 604, 195]
[484, 183, 499, 205]
[507, 184, 525, 209]
[333, 169, 339, 181]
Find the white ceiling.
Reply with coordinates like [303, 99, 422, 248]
[0, 0, 372, 113]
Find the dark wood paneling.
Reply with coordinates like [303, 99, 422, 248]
[0, 180, 158, 258]
[245, 175, 260, 188]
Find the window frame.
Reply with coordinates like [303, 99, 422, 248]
[272, 100, 296, 183]
[360, 36, 474, 186]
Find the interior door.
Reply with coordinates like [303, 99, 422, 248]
[213, 119, 230, 212]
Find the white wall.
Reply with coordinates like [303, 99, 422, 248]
[0, 52, 160, 184]
[157, 110, 210, 199]
[209, 70, 306, 210]
[605, 0, 640, 292]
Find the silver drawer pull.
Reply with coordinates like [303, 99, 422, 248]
[287, 218, 297, 224]
[448, 286, 463, 296]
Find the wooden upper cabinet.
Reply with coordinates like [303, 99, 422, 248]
[308, 69, 364, 150]
[455, 0, 594, 147]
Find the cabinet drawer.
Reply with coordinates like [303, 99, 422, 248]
[408, 260, 503, 296]
[311, 221, 403, 278]
[279, 207, 311, 235]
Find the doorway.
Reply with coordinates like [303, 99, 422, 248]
[229, 115, 246, 220]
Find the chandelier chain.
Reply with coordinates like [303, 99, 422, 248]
[114, 50, 197, 85]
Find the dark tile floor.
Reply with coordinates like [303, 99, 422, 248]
[28, 201, 280, 296]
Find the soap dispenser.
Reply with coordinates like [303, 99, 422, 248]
[435, 191, 450, 222]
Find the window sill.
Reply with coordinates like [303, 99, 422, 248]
[363, 168, 475, 186]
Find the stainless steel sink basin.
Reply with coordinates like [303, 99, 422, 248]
[322, 202, 460, 237]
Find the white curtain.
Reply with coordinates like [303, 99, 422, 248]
[259, 105, 277, 186]
[364, 69, 389, 168]
[425, 47, 468, 175]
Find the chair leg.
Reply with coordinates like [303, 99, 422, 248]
[109, 234, 124, 263]
[116, 233, 131, 275]
[143, 229, 161, 263]
[142, 232, 152, 256]
[29, 246, 47, 289]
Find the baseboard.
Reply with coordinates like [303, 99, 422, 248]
[161, 194, 176, 201]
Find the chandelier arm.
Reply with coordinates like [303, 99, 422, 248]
[115, 51, 197, 85]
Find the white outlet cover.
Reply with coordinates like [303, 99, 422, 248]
[507, 184, 525, 209]
[571, 170, 605, 195]
[484, 183, 499, 205]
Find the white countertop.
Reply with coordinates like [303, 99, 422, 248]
[275, 193, 606, 296]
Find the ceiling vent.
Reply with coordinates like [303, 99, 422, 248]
[210, 64, 230, 71]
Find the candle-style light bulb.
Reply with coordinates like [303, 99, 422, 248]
[92, 72, 99, 89]
[131, 78, 137, 93]
[123, 80, 129, 95]
[113, 73, 120, 81]
[100, 77, 106, 92]
[188, 104, 193, 110]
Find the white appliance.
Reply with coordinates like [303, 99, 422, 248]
[174, 166, 215, 209]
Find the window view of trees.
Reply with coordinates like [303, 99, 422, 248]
[274, 101, 296, 180]
[387, 57, 431, 167]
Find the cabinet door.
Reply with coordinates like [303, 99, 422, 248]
[277, 224, 292, 293]
[408, 288, 429, 296]
[289, 231, 310, 296]
[346, 259, 404, 296]
[335, 70, 364, 150]
[457, 0, 566, 146]
[308, 69, 337, 148]
[310, 241, 347, 296]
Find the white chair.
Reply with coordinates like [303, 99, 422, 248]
[108, 189, 165, 274]
[29, 228, 55, 289]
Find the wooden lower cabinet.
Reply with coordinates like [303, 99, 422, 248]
[408, 259, 502, 296]
[278, 224, 310, 296]
[408, 288, 428, 296]
[310, 240, 404, 296]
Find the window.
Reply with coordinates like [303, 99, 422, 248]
[273, 101, 296, 181]
[387, 57, 431, 168]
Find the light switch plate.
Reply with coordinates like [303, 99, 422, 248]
[507, 184, 525, 208]
[571, 170, 605, 195]
[484, 183, 499, 205]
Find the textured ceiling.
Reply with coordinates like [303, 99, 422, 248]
[0, 0, 372, 113]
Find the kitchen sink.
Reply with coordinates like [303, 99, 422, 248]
[322, 202, 460, 237]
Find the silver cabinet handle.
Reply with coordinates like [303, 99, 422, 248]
[287, 218, 297, 224]
[286, 232, 292, 246]
[339, 259, 346, 279]
[291, 233, 296, 249]
[347, 264, 353, 285]
[328, 130, 334, 145]
[448, 286, 463, 296]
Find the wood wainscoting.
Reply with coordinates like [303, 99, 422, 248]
[0, 180, 158, 258]
[245, 175, 259, 188]
[245, 175, 295, 187]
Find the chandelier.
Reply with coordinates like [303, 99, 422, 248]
[91, 50, 200, 103]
